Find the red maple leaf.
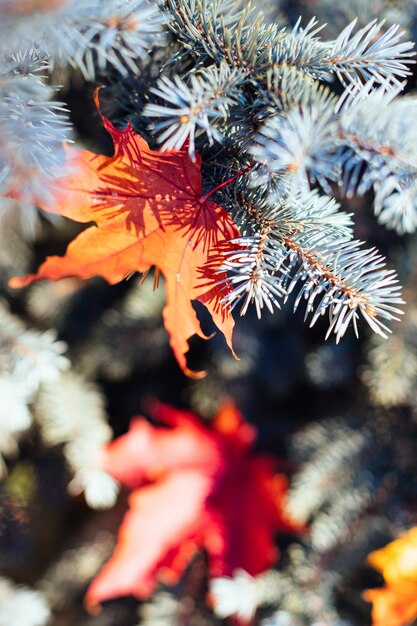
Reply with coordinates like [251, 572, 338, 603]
[10, 93, 241, 377]
[85, 402, 299, 609]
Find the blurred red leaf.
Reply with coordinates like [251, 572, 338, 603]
[85, 402, 300, 609]
[10, 92, 240, 377]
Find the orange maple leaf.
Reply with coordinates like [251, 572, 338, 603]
[363, 527, 417, 626]
[10, 93, 240, 377]
[85, 402, 299, 609]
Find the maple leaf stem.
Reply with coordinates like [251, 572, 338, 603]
[200, 165, 254, 203]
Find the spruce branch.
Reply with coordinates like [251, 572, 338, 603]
[250, 76, 417, 235]
[265, 17, 332, 81]
[145, 62, 246, 156]
[218, 186, 402, 341]
[0, 301, 68, 469]
[59, 0, 165, 79]
[336, 84, 417, 232]
[327, 18, 415, 88]
[281, 237, 403, 341]
[0, 0, 165, 79]
[0, 51, 72, 202]
[163, 0, 263, 69]
[220, 230, 287, 319]
[250, 83, 338, 195]
[35, 371, 119, 510]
